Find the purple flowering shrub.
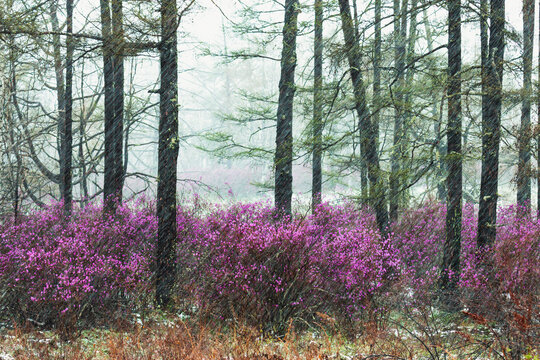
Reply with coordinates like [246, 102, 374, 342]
[462, 205, 540, 352]
[390, 202, 539, 351]
[0, 201, 156, 327]
[391, 202, 539, 296]
[491, 205, 539, 297]
[390, 202, 479, 298]
[178, 202, 398, 333]
[0, 197, 536, 339]
[305, 203, 400, 316]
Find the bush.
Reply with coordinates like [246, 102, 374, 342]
[0, 201, 157, 329]
[461, 205, 539, 358]
[390, 202, 478, 299]
[390, 202, 539, 358]
[179, 202, 399, 334]
[0, 197, 536, 348]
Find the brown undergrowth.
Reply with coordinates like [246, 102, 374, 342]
[0, 312, 537, 360]
[0, 315, 353, 360]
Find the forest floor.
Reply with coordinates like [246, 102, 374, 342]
[0, 310, 536, 360]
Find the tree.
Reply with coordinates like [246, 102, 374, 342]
[112, 0, 125, 199]
[338, 0, 388, 235]
[1, 33, 24, 222]
[275, 0, 299, 216]
[101, 0, 116, 209]
[101, 0, 124, 212]
[517, 0, 534, 211]
[389, 0, 407, 223]
[60, 0, 74, 215]
[312, 0, 323, 210]
[401, 0, 418, 208]
[352, 0, 368, 202]
[50, 0, 65, 196]
[477, 0, 505, 248]
[155, 0, 180, 307]
[371, 0, 382, 206]
[538, 0, 540, 212]
[480, 0, 488, 172]
[439, 0, 461, 307]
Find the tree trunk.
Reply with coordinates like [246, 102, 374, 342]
[312, 0, 323, 211]
[370, 0, 381, 204]
[79, 61, 89, 204]
[517, 0, 534, 211]
[61, 0, 74, 215]
[352, 0, 368, 202]
[439, 0, 462, 308]
[538, 0, 540, 214]
[406, 0, 418, 88]
[156, 0, 179, 307]
[112, 0, 124, 199]
[275, 0, 299, 216]
[480, 0, 488, 147]
[401, 0, 418, 210]
[6, 55, 20, 223]
[477, 0, 505, 248]
[390, 0, 408, 223]
[50, 0, 65, 191]
[338, 0, 388, 235]
[100, 0, 116, 211]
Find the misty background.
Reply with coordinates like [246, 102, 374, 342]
[0, 0, 537, 211]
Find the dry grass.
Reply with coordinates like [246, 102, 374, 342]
[0, 316, 350, 360]
[0, 312, 537, 360]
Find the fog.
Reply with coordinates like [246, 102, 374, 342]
[1, 0, 538, 211]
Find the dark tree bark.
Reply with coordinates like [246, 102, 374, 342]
[439, 0, 462, 307]
[389, 0, 408, 223]
[480, 0, 488, 141]
[477, 0, 505, 248]
[13, 170, 19, 222]
[275, 0, 299, 216]
[517, 0, 534, 211]
[100, 0, 124, 212]
[401, 0, 418, 210]
[6, 57, 21, 223]
[61, 0, 74, 215]
[8, 107, 21, 223]
[312, 0, 323, 211]
[100, 0, 117, 211]
[370, 0, 381, 204]
[350, 0, 368, 202]
[155, 0, 179, 307]
[405, 0, 418, 88]
[112, 0, 125, 198]
[338, 0, 388, 235]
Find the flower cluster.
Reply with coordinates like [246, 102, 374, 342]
[0, 201, 156, 324]
[390, 202, 539, 303]
[0, 198, 537, 333]
[390, 202, 479, 296]
[178, 201, 398, 333]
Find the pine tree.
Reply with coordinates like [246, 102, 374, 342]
[275, 0, 299, 216]
[440, 0, 462, 308]
[478, 0, 505, 248]
[155, 0, 180, 307]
